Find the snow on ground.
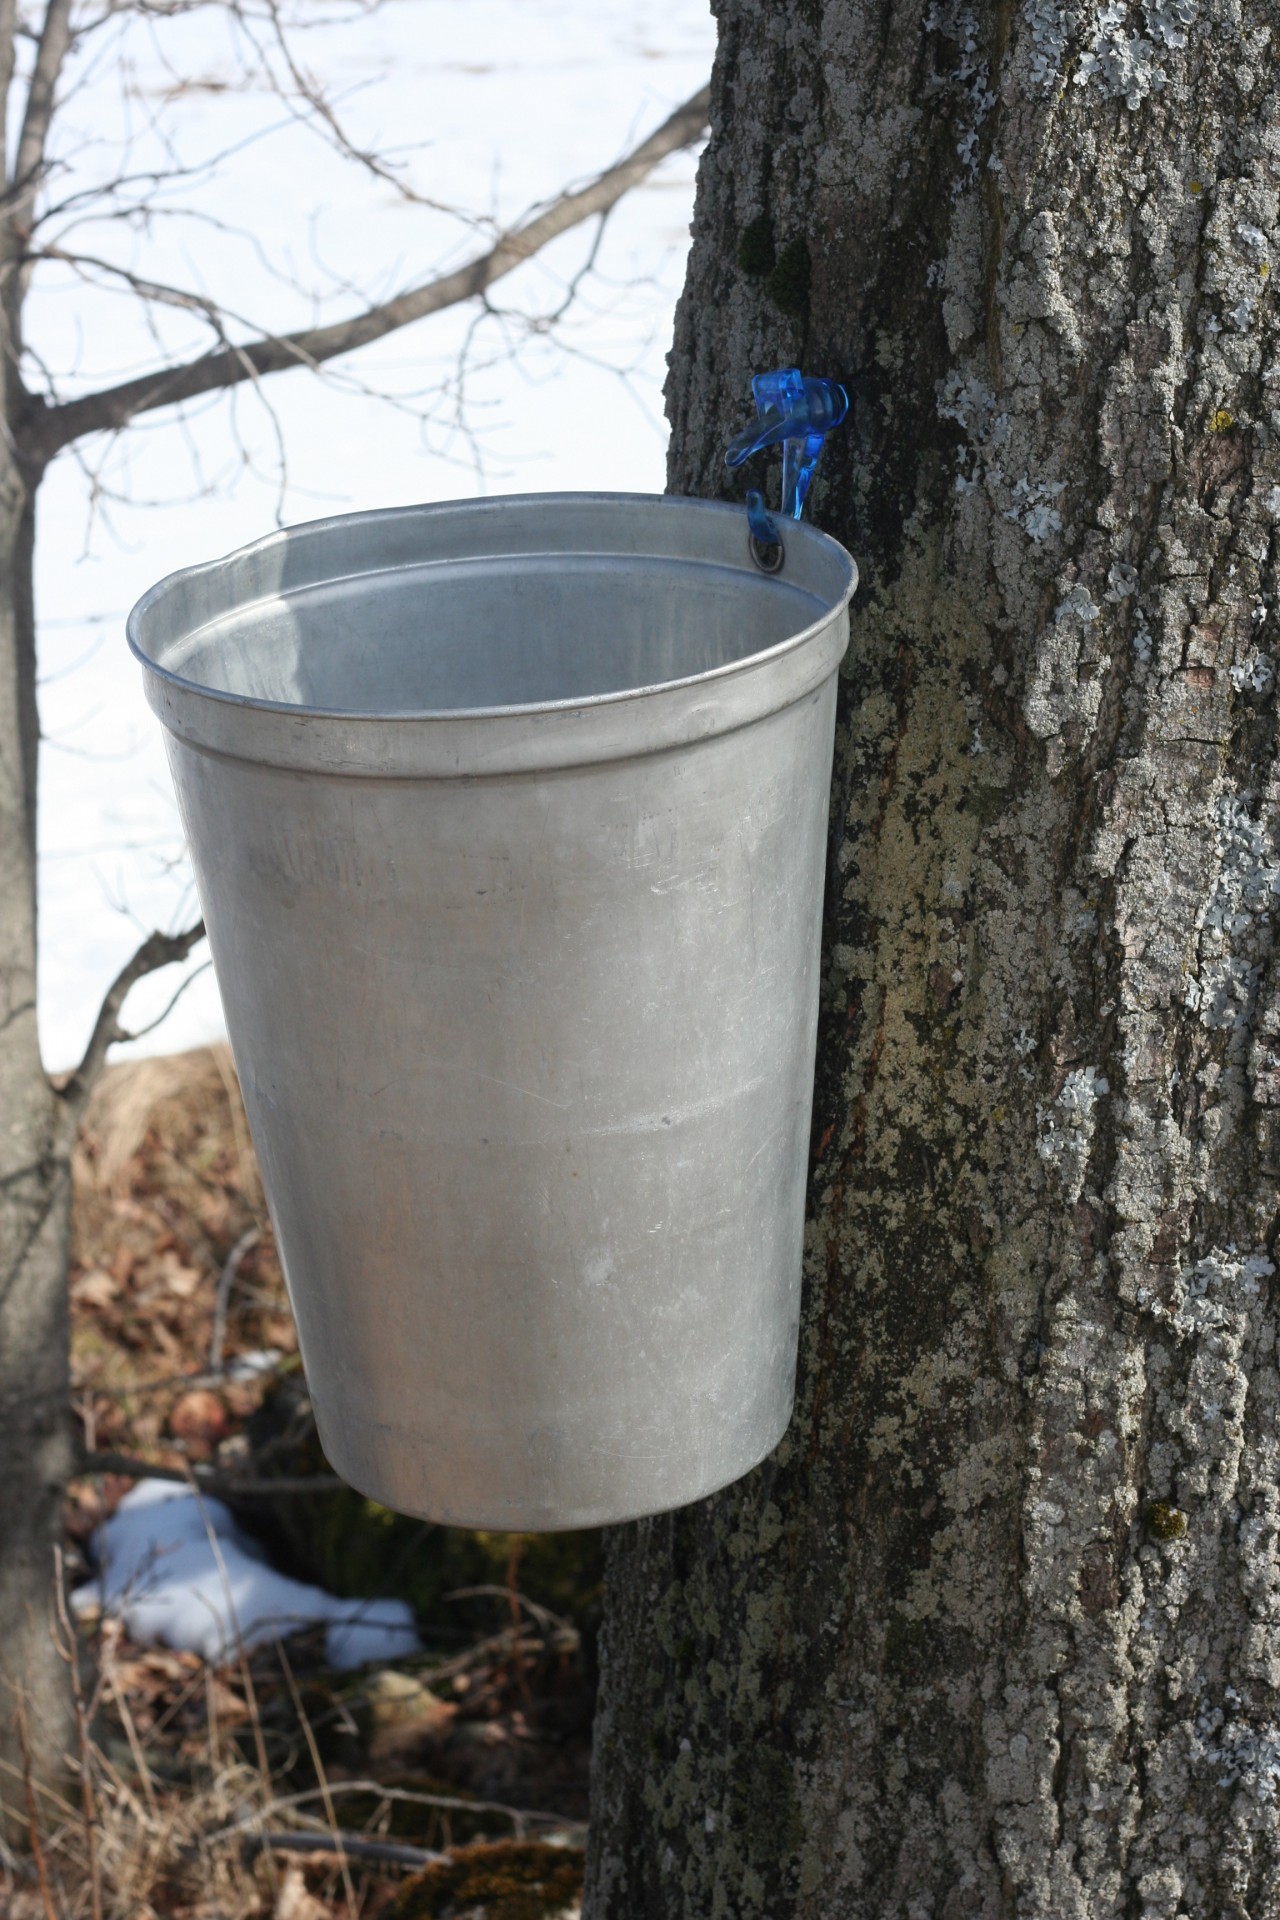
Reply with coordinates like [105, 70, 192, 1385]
[36, 0, 716, 1071]
[74, 1478, 422, 1671]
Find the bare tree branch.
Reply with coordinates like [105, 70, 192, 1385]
[11, 0, 75, 222]
[33, 83, 711, 456]
[56, 917, 206, 1112]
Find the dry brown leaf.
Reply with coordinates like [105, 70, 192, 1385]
[145, 1318, 183, 1359]
[273, 1863, 330, 1920]
[73, 1266, 118, 1307]
[157, 1249, 202, 1297]
[204, 1673, 251, 1726]
[143, 1647, 200, 1678]
[114, 1648, 200, 1692]
[199, 1192, 235, 1238]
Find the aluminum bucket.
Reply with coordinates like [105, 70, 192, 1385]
[128, 494, 857, 1529]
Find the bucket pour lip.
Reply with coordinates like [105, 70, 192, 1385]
[128, 491, 857, 778]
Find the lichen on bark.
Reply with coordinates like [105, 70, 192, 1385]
[586, 0, 1280, 1912]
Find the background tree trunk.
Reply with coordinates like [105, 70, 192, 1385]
[0, 0, 76, 1836]
[0, 453, 75, 1833]
[586, 0, 1280, 1912]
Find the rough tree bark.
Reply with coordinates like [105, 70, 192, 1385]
[587, 0, 1280, 1913]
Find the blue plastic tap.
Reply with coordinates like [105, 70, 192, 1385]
[725, 369, 848, 564]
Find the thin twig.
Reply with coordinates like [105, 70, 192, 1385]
[505, 1540, 530, 1703]
[0, 1755, 79, 1825]
[210, 1046, 260, 1210]
[52, 1552, 101, 1920]
[116, 958, 213, 1045]
[275, 1642, 356, 1915]
[209, 1227, 260, 1375]
[0, 1757, 79, 1832]
[13, 1696, 59, 1920]
[101, 1658, 158, 1820]
[203, 1663, 222, 1781]
[182, 1470, 274, 1790]
[84, 1738, 153, 1843]
[444, 1586, 576, 1640]
[259, 0, 466, 221]
[244, 1830, 447, 1870]
[186, 1469, 284, 1903]
[227, 1779, 586, 1837]
[421, 1627, 565, 1690]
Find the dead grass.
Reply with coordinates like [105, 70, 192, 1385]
[68, 1046, 295, 1509]
[0, 1611, 587, 1919]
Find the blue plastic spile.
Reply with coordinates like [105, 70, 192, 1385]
[725, 369, 848, 540]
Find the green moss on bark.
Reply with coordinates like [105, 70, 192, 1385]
[737, 213, 777, 276]
[764, 237, 811, 316]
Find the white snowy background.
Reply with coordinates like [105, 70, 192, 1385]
[36, 0, 716, 1071]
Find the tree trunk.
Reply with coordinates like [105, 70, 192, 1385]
[586, 0, 1280, 1912]
[0, 450, 74, 1841]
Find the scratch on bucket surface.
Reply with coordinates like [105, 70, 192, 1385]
[579, 1082, 769, 1137]
[402, 1057, 575, 1109]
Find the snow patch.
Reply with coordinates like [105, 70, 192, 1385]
[73, 1479, 422, 1670]
[226, 1348, 285, 1382]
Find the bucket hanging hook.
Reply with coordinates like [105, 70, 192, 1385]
[725, 368, 848, 572]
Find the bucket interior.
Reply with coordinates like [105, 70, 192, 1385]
[156, 552, 831, 715]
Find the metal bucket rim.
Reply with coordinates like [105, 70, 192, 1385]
[126, 490, 857, 728]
